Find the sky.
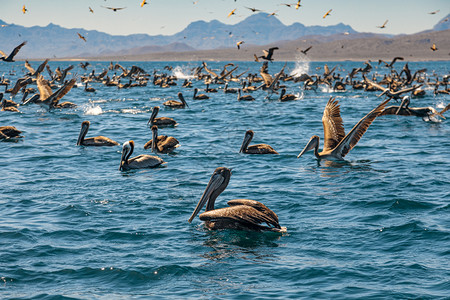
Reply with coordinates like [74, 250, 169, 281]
[0, 0, 448, 36]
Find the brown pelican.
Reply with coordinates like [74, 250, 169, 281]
[227, 8, 236, 18]
[380, 96, 446, 120]
[323, 9, 332, 18]
[300, 46, 312, 55]
[258, 47, 279, 62]
[120, 140, 165, 171]
[193, 88, 209, 100]
[77, 33, 87, 42]
[84, 82, 95, 92]
[163, 92, 188, 108]
[224, 83, 238, 94]
[77, 121, 119, 146]
[237, 89, 255, 101]
[279, 88, 296, 101]
[144, 125, 180, 153]
[102, 6, 126, 12]
[377, 20, 388, 29]
[240, 130, 278, 154]
[188, 167, 284, 232]
[1, 97, 20, 112]
[0, 126, 22, 140]
[0, 41, 26, 62]
[236, 41, 244, 50]
[430, 43, 438, 51]
[297, 97, 390, 160]
[148, 106, 177, 127]
[34, 75, 77, 109]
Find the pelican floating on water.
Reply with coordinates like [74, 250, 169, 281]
[0, 126, 23, 140]
[77, 121, 119, 146]
[144, 125, 180, 153]
[380, 96, 447, 120]
[120, 140, 165, 171]
[240, 130, 278, 154]
[148, 106, 177, 127]
[297, 97, 390, 160]
[193, 88, 209, 100]
[163, 92, 188, 108]
[279, 88, 297, 101]
[188, 167, 285, 232]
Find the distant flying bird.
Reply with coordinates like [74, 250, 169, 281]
[280, 3, 294, 8]
[440, 18, 449, 23]
[77, 33, 86, 42]
[296, 0, 302, 10]
[430, 43, 438, 51]
[268, 12, 278, 17]
[141, 0, 148, 7]
[0, 41, 27, 62]
[323, 9, 332, 19]
[236, 41, 244, 50]
[89, 7, 94, 13]
[259, 47, 279, 62]
[300, 46, 312, 55]
[377, 20, 388, 29]
[102, 6, 126, 12]
[428, 9, 440, 15]
[22, 5, 27, 14]
[245, 7, 262, 13]
[227, 8, 236, 17]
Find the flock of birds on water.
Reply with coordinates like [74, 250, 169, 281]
[1, 39, 449, 234]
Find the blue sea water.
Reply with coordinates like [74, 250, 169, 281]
[0, 60, 449, 299]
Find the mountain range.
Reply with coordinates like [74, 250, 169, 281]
[0, 13, 448, 60]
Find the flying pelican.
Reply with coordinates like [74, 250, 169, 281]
[188, 167, 284, 232]
[259, 47, 279, 62]
[148, 106, 177, 127]
[240, 130, 278, 154]
[0, 126, 23, 140]
[377, 20, 388, 29]
[144, 125, 180, 153]
[77, 33, 87, 42]
[430, 43, 438, 51]
[141, 0, 148, 7]
[428, 9, 440, 14]
[34, 74, 77, 109]
[193, 88, 209, 100]
[89, 7, 94, 13]
[22, 5, 27, 14]
[380, 96, 447, 120]
[245, 7, 262, 12]
[102, 6, 126, 12]
[300, 46, 312, 55]
[0, 41, 27, 62]
[323, 9, 332, 19]
[163, 92, 188, 108]
[297, 97, 390, 160]
[77, 121, 119, 146]
[296, 0, 302, 9]
[236, 41, 244, 50]
[279, 88, 296, 101]
[227, 8, 236, 18]
[119, 140, 165, 171]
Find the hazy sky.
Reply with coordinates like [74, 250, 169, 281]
[1, 0, 448, 36]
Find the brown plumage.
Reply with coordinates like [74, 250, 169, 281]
[0, 41, 26, 62]
[237, 89, 255, 101]
[0, 126, 23, 140]
[148, 106, 177, 127]
[279, 88, 296, 101]
[144, 125, 180, 153]
[193, 88, 210, 100]
[34, 74, 77, 109]
[163, 92, 188, 108]
[77, 121, 119, 146]
[240, 130, 278, 154]
[298, 97, 390, 160]
[188, 167, 285, 232]
[380, 96, 447, 120]
[120, 140, 165, 171]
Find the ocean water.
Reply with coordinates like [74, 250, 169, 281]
[1, 60, 449, 299]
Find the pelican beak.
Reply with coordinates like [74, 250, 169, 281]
[188, 172, 224, 223]
[76, 123, 88, 146]
[148, 109, 157, 126]
[119, 144, 129, 170]
[395, 97, 408, 115]
[239, 132, 251, 153]
[297, 136, 318, 158]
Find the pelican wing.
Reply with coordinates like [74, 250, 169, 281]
[159, 136, 179, 149]
[51, 77, 76, 106]
[440, 103, 450, 115]
[332, 98, 390, 158]
[35, 59, 49, 76]
[0, 50, 6, 57]
[128, 154, 164, 168]
[7, 41, 26, 60]
[322, 97, 346, 152]
[37, 74, 53, 100]
[202, 62, 219, 79]
[227, 199, 279, 224]
[200, 205, 281, 230]
[260, 71, 273, 86]
[24, 61, 36, 74]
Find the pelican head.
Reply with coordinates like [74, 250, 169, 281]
[77, 121, 90, 146]
[297, 135, 320, 158]
[239, 130, 254, 153]
[396, 96, 410, 115]
[119, 140, 134, 170]
[279, 88, 286, 99]
[188, 167, 231, 223]
[151, 125, 158, 153]
[148, 106, 160, 126]
[178, 92, 189, 107]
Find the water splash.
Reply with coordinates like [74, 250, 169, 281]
[172, 66, 194, 80]
[290, 53, 310, 77]
[83, 103, 103, 115]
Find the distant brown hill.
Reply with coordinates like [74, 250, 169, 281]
[85, 29, 450, 62]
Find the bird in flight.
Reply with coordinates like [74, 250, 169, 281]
[323, 9, 332, 19]
[377, 20, 388, 29]
[296, 0, 302, 10]
[22, 5, 27, 14]
[228, 8, 236, 17]
[102, 6, 126, 12]
[428, 9, 440, 15]
[430, 43, 438, 51]
[236, 41, 244, 50]
[245, 7, 262, 13]
[300, 46, 312, 55]
[77, 33, 87, 42]
[268, 11, 278, 17]
[259, 47, 279, 62]
[0, 41, 27, 62]
[141, 0, 148, 7]
[89, 7, 94, 13]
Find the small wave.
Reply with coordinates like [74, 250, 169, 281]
[82, 103, 103, 115]
[121, 108, 144, 114]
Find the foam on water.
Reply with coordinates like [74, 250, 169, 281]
[172, 66, 195, 80]
[82, 103, 103, 115]
[290, 54, 310, 77]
